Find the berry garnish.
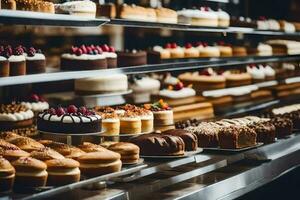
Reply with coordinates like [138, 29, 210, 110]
[71, 46, 78, 54]
[196, 42, 203, 47]
[80, 45, 87, 54]
[75, 48, 83, 56]
[259, 16, 266, 20]
[101, 44, 110, 52]
[30, 94, 39, 102]
[79, 106, 87, 114]
[96, 46, 103, 53]
[199, 70, 210, 76]
[13, 47, 24, 56]
[202, 42, 208, 47]
[165, 43, 171, 49]
[185, 43, 192, 49]
[109, 46, 115, 52]
[174, 82, 184, 91]
[48, 108, 56, 115]
[204, 7, 209, 11]
[28, 47, 36, 57]
[67, 105, 78, 114]
[171, 43, 177, 49]
[56, 107, 65, 116]
[90, 45, 95, 50]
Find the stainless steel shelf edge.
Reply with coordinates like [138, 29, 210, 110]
[21, 164, 147, 200]
[1, 55, 299, 86]
[0, 10, 109, 27]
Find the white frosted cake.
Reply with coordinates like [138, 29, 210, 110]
[75, 74, 128, 95]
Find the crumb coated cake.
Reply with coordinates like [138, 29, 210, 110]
[37, 105, 101, 134]
[0, 103, 34, 131]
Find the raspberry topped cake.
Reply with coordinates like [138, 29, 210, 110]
[25, 47, 46, 74]
[0, 46, 9, 77]
[61, 45, 107, 71]
[37, 105, 102, 134]
[0, 103, 34, 131]
[101, 44, 117, 68]
[8, 46, 26, 76]
[20, 94, 49, 113]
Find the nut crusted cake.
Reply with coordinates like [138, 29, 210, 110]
[184, 122, 219, 148]
[130, 133, 185, 156]
[0, 103, 34, 131]
[37, 105, 101, 134]
[218, 125, 257, 149]
[270, 116, 293, 138]
[248, 121, 276, 144]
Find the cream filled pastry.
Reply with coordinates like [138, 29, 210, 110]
[12, 157, 48, 187]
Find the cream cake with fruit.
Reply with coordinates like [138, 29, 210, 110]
[20, 94, 49, 114]
[100, 44, 117, 68]
[144, 100, 174, 131]
[25, 47, 46, 74]
[61, 45, 107, 71]
[37, 105, 102, 134]
[152, 81, 199, 106]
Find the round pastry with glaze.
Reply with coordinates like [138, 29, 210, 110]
[0, 156, 15, 192]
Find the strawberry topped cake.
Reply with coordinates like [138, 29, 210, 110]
[165, 43, 184, 59]
[61, 45, 107, 71]
[184, 43, 199, 58]
[37, 105, 102, 134]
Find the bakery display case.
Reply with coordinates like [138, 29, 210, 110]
[0, 0, 300, 199]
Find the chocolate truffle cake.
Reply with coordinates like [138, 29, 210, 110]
[61, 45, 107, 71]
[37, 105, 102, 134]
[117, 50, 147, 67]
[218, 125, 257, 149]
[130, 133, 185, 156]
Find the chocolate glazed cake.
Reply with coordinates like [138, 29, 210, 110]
[130, 133, 185, 156]
[117, 50, 147, 67]
[162, 129, 198, 151]
[37, 105, 102, 134]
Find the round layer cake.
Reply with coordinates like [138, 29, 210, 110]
[0, 103, 34, 131]
[74, 74, 128, 95]
[37, 105, 101, 134]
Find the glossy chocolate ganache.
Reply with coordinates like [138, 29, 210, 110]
[37, 105, 101, 134]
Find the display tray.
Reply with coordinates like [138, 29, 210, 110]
[16, 164, 147, 200]
[39, 130, 104, 136]
[122, 158, 144, 166]
[140, 148, 203, 159]
[203, 143, 264, 152]
[76, 90, 133, 98]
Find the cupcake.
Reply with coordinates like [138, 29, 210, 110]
[119, 111, 142, 135]
[101, 44, 117, 68]
[8, 46, 26, 76]
[0, 46, 9, 77]
[12, 157, 48, 188]
[166, 43, 185, 59]
[0, 156, 15, 193]
[25, 47, 46, 74]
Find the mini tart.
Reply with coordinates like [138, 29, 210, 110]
[30, 147, 65, 161]
[45, 158, 80, 186]
[78, 150, 122, 177]
[78, 142, 107, 153]
[0, 156, 15, 192]
[0, 103, 34, 131]
[108, 142, 140, 164]
[9, 137, 44, 152]
[198, 45, 220, 57]
[40, 140, 85, 160]
[169, 47, 185, 59]
[12, 157, 48, 188]
[119, 111, 142, 135]
[152, 46, 171, 59]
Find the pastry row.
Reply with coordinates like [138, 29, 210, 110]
[0, 131, 140, 191]
[176, 115, 294, 149]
